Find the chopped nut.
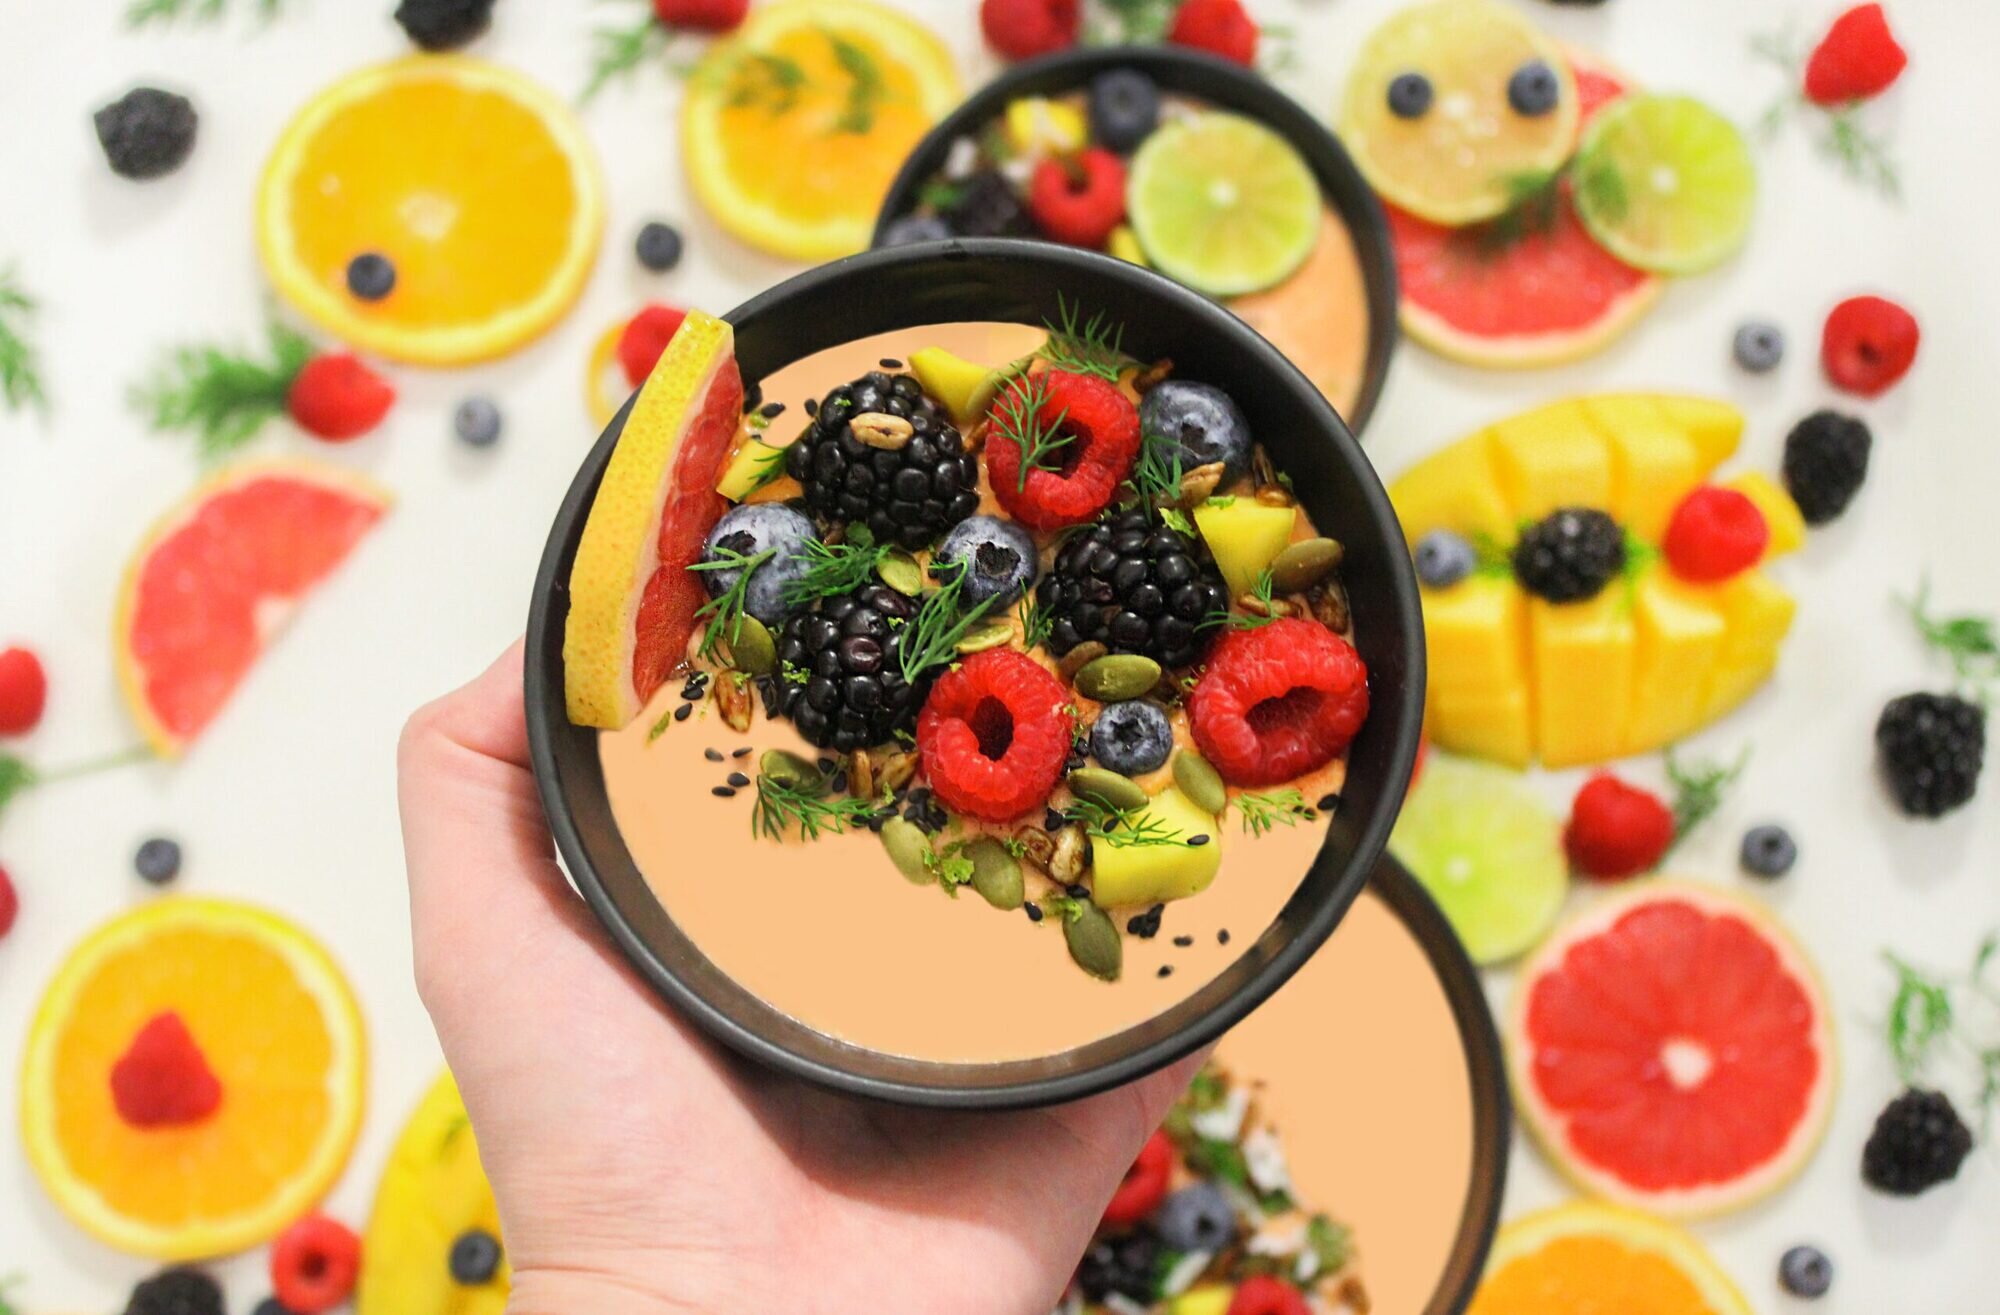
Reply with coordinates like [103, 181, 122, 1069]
[714, 671, 754, 732]
[1050, 825, 1089, 885]
[1012, 826, 1056, 872]
[1177, 460, 1227, 508]
[962, 417, 989, 454]
[1132, 357, 1175, 394]
[1255, 485, 1295, 507]
[876, 749, 918, 794]
[850, 411, 915, 450]
[1250, 444, 1278, 488]
[846, 748, 874, 801]
[1057, 640, 1109, 683]
[1311, 579, 1351, 632]
[1238, 590, 1300, 619]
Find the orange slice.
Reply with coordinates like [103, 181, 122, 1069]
[20, 897, 366, 1260]
[1470, 1202, 1751, 1315]
[259, 55, 604, 366]
[682, 0, 960, 260]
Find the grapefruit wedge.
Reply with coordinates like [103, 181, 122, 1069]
[563, 308, 744, 729]
[116, 461, 389, 756]
[1509, 882, 1836, 1218]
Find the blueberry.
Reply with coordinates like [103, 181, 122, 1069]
[253, 1300, 294, 1315]
[1092, 701, 1174, 777]
[134, 837, 182, 885]
[1733, 320, 1785, 374]
[1740, 824, 1798, 878]
[1414, 529, 1476, 589]
[449, 1228, 503, 1285]
[1137, 380, 1253, 486]
[878, 213, 954, 247]
[1507, 60, 1561, 116]
[454, 396, 502, 447]
[699, 503, 817, 626]
[1153, 1181, 1239, 1254]
[934, 515, 1038, 608]
[346, 252, 397, 301]
[1387, 72, 1434, 119]
[1089, 69, 1161, 154]
[1778, 1244, 1832, 1299]
[635, 220, 684, 272]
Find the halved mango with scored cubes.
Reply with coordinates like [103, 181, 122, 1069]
[1391, 394, 1800, 768]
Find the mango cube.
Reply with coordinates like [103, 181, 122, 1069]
[1583, 395, 1704, 541]
[1653, 394, 1745, 469]
[909, 346, 1004, 427]
[1194, 500, 1297, 598]
[1170, 1286, 1236, 1315]
[1091, 787, 1223, 907]
[1431, 686, 1533, 769]
[1490, 399, 1611, 522]
[1388, 431, 1514, 546]
[1625, 569, 1727, 754]
[1421, 576, 1526, 695]
[1530, 591, 1636, 768]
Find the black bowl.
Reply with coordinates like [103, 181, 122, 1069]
[873, 45, 1399, 437]
[525, 240, 1425, 1108]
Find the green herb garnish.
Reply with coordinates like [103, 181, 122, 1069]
[1202, 569, 1281, 632]
[582, 2, 675, 104]
[688, 546, 776, 660]
[0, 1274, 22, 1315]
[1086, 0, 1179, 43]
[781, 528, 891, 607]
[991, 371, 1073, 493]
[1038, 294, 1127, 383]
[126, 0, 295, 27]
[1304, 1213, 1353, 1277]
[1125, 430, 1185, 512]
[897, 564, 998, 684]
[1902, 577, 1998, 688]
[1884, 934, 2000, 1131]
[826, 30, 885, 134]
[780, 660, 811, 687]
[1, 748, 150, 825]
[130, 319, 316, 461]
[1665, 745, 1748, 845]
[1475, 171, 1565, 255]
[1019, 597, 1056, 651]
[1039, 894, 1088, 924]
[1751, 23, 1900, 199]
[723, 51, 807, 115]
[1067, 795, 1189, 850]
[645, 706, 676, 743]
[1235, 788, 1317, 837]
[751, 772, 876, 842]
[0, 268, 48, 417]
[925, 839, 977, 895]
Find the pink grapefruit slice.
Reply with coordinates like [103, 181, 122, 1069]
[1390, 48, 1662, 369]
[116, 462, 390, 757]
[563, 309, 743, 729]
[1509, 881, 1836, 1219]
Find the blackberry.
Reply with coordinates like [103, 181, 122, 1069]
[125, 1269, 223, 1315]
[1875, 692, 1984, 817]
[1037, 508, 1228, 669]
[942, 170, 1033, 238]
[774, 584, 926, 751]
[784, 371, 979, 550]
[1512, 507, 1626, 603]
[94, 87, 198, 181]
[394, 0, 497, 50]
[1861, 1088, 1972, 1196]
[1075, 1225, 1163, 1304]
[1782, 410, 1871, 525]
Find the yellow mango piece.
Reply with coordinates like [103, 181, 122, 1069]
[1170, 1285, 1236, 1315]
[1530, 591, 1636, 768]
[1004, 97, 1086, 156]
[909, 346, 1004, 427]
[1489, 399, 1611, 521]
[1193, 499, 1297, 597]
[1654, 394, 1745, 470]
[716, 437, 787, 501]
[1091, 787, 1223, 907]
[1107, 225, 1148, 266]
[1422, 576, 1527, 695]
[1388, 429, 1514, 546]
[1698, 572, 1796, 722]
[1625, 568, 1727, 754]
[1581, 395, 1704, 541]
[1723, 472, 1806, 559]
[1431, 686, 1534, 769]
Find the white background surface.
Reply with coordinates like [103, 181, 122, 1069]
[1, 0, 1996, 1309]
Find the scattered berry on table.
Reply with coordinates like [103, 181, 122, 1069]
[942, 170, 1035, 238]
[918, 649, 1075, 822]
[1188, 619, 1370, 787]
[776, 584, 925, 751]
[699, 503, 817, 627]
[125, 1269, 225, 1315]
[1226, 1275, 1314, 1315]
[286, 353, 395, 442]
[989, 371, 1142, 531]
[1512, 507, 1626, 603]
[134, 836, 183, 885]
[979, 0, 1079, 60]
[1092, 700, 1175, 777]
[879, 213, 953, 247]
[1038, 508, 1227, 668]
[1663, 485, 1769, 583]
[0, 645, 49, 735]
[1507, 59, 1561, 116]
[1821, 294, 1918, 397]
[110, 1012, 223, 1130]
[1099, 1128, 1174, 1227]
[1413, 529, 1476, 589]
[1076, 1223, 1164, 1303]
[1739, 824, 1799, 878]
[270, 1213, 361, 1314]
[94, 86, 197, 180]
[1732, 319, 1785, 373]
[1169, 0, 1260, 66]
[1779, 1244, 1834, 1299]
[617, 304, 689, 388]
[1154, 1180, 1239, 1253]
[344, 251, 397, 302]
[634, 220, 685, 272]
[454, 395, 503, 447]
[1137, 379, 1253, 485]
[1862, 1088, 1972, 1195]
[1387, 71, 1435, 119]
[1782, 409, 1871, 525]
[1875, 692, 1985, 818]
[251, 1300, 294, 1315]
[394, 0, 496, 50]
[450, 1227, 504, 1284]
[1804, 3, 1908, 107]
[1564, 774, 1674, 880]
[784, 370, 979, 550]
[1028, 148, 1128, 248]
[933, 514, 1039, 609]
[1088, 69, 1161, 154]
[652, 0, 750, 31]
[0, 864, 16, 940]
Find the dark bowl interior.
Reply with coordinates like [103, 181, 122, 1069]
[873, 44, 1399, 438]
[526, 240, 1425, 1108]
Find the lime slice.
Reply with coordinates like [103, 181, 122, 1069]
[1389, 756, 1567, 965]
[1571, 93, 1756, 275]
[1126, 112, 1322, 298]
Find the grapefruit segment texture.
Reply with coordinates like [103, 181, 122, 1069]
[117, 462, 389, 756]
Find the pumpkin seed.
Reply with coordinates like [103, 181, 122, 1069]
[1057, 640, 1108, 683]
[714, 671, 754, 732]
[1268, 538, 1344, 594]
[760, 749, 824, 794]
[1173, 750, 1228, 815]
[1074, 654, 1162, 703]
[720, 615, 777, 676]
[876, 550, 924, 596]
[1063, 901, 1123, 981]
[955, 617, 1015, 654]
[880, 818, 935, 885]
[846, 748, 875, 800]
[964, 838, 1024, 910]
[1067, 767, 1149, 812]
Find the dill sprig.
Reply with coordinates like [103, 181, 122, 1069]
[1202, 569, 1280, 632]
[1751, 23, 1901, 200]
[1235, 788, 1317, 837]
[126, 0, 295, 27]
[1038, 294, 1127, 383]
[131, 319, 315, 461]
[827, 31, 886, 134]
[0, 268, 48, 417]
[780, 528, 890, 607]
[1, 748, 150, 825]
[720, 51, 808, 115]
[751, 771, 877, 842]
[1901, 577, 1998, 688]
[1475, 171, 1566, 255]
[1020, 597, 1056, 651]
[1884, 935, 2000, 1131]
[1664, 745, 1748, 844]
[897, 564, 998, 684]
[582, 0, 675, 104]
[1125, 430, 1185, 511]
[0, 1274, 21, 1315]
[688, 546, 775, 660]
[1067, 795, 1192, 850]
[991, 371, 1073, 493]
[1086, 0, 1178, 43]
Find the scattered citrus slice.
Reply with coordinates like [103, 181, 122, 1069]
[1469, 1201, 1751, 1315]
[1510, 882, 1836, 1217]
[19, 897, 366, 1260]
[358, 1072, 508, 1315]
[1571, 93, 1756, 275]
[1126, 111, 1322, 298]
[259, 55, 604, 365]
[116, 460, 389, 757]
[564, 309, 744, 729]
[586, 316, 633, 430]
[1389, 755, 1567, 965]
[681, 0, 960, 260]
[1339, 0, 1579, 226]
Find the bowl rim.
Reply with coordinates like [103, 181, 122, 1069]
[525, 239, 1426, 1108]
[871, 43, 1400, 438]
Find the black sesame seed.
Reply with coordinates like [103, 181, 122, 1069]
[879, 357, 903, 369]
[1157, 965, 1174, 978]
[674, 703, 693, 722]
[705, 748, 725, 762]
[732, 746, 753, 758]
[1217, 929, 1231, 945]
[759, 401, 785, 419]
[743, 382, 763, 413]
[1045, 808, 1068, 831]
[1067, 883, 1090, 899]
[1126, 904, 1164, 938]
[829, 772, 849, 793]
[1188, 834, 1210, 846]
[711, 785, 736, 798]
[818, 757, 837, 774]
[1026, 903, 1045, 922]
[1173, 935, 1193, 948]
[1316, 792, 1341, 811]
[804, 398, 818, 416]
[726, 772, 750, 787]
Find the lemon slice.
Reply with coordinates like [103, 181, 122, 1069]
[1126, 112, 1321, 298]
[1571, 93, 1756, 275]
[1339, 0, 1578, 226]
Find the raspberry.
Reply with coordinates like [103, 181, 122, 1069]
[109, 1012, 224, 1130]
[917, 649, 1076, 822]
[1663, 485, 1769, 583]
[1804, 4, 1908, 107]
[1563, 774, 1674, 879]
[987, 370, 1140, 530]
[1100, 1129, 1173, 1227]
[1169, 0, 1261, 66]
[0, 645, 49, 735]
[1028, 149, 1127, 248]
[270, 1213, 362, 1314]
[1187, 619, 1369, 788]
[1821, 294, 1919, 397]
[0, 864, 16, 940]
[653, 0, 749, 30]
[1227, 1276, 1313, 1315]
[618, 304, 689, 388]
[286, 353, 395, 441]
[979, 0, 1079, 60]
